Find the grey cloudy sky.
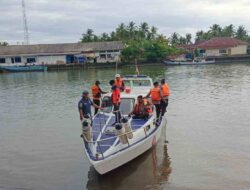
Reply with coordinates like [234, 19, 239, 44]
[0, 0, 250, 44]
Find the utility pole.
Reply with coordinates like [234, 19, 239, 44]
[22, 0, 29, 45]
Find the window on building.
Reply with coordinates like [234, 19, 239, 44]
[11, 57, 22, 63]
[219, 49, 227, 54]
[27, 57, 36, 63]
[100, 54, 106, 59]
[0, 58, 6, 64]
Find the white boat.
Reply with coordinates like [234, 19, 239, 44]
[81, 75, 167, 174]
[164, 59, 215, 65]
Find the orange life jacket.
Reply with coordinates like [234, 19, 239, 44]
[115, 79, 125, 91]
[161, 84, 170, 97]
[150, 87, 161, 101]
[91, 85, 101, 100]
[134, 99, 152, 114]
[144, 99, 153, 113]
[111, 86, 121, 104]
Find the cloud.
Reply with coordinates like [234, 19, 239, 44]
[0, 0, 250, 44]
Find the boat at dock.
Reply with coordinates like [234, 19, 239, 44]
[0, 64, 48, 72]
[164, 59, 215, 65]
[81, 75, 167, 174]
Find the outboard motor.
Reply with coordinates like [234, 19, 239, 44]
[115, 123, 128, 144]
[121, 117, 133, 139]
[81, 115, 92, 141]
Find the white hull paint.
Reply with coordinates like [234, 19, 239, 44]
[86, 116, 167, 174]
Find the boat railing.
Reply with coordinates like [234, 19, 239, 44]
[83, 123, 152, 160]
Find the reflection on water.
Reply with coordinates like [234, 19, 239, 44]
[86, 128, 172, 190]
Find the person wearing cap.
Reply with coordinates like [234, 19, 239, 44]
[115, 74, 125, 92]
[78, 90, 102, 121]
[145, 81, 163, 123]
[91, 81, 107, 115]
[109, 79, 121, 125]
[160, 79, 170, 117]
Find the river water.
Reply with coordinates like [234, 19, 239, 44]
[0, 64, 250, 190]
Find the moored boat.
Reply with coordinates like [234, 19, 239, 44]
[81, 75, 167, 174]
[0, 65, 47, 72]
[164, 59, 215, 65]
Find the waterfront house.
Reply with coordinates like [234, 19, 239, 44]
[0, 41, 123, 65]
[178, 37, 247, 57]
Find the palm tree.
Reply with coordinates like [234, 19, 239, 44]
[139, 22, 149, 39]
[170, 32, 180, 45]
[116, 23, 127, 41]
[236, 25, 248, 41]
[179, 36, 187, 45]
[222, 24, 235, 37]
[81, 28, 95, 42]
[209, 24, 222, 37]
[196, 30, 204, 41]
[127, 21, 136, 39]
[100, 33, 110, 41]
[185, 33, 192, 44]
[148, 26, 158, 40]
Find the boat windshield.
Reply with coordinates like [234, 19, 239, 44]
[101, 97, 135, 115]
[124, 79, 152, 88]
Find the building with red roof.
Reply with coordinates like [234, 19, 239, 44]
[178, 37, 247, 57]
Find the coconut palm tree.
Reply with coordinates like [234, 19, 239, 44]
[170, 32, 180, 45]
[236, 25, 248, 41]
[185, 33, 192, 44]
[81, 28, 95, 42]
[209, 24, 222, 37]
[139, 22, 149, 39]
[222, 24, 235, 37]
[148, 26, 158, 40]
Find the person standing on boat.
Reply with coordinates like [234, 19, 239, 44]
[109, 80, 122, 125]
[78, 90, 102, 121]
[115, 74, 125, 92]
[145, 82, 163, 122]
[160, 79, 170, 117]
[91, 81, 107, 115]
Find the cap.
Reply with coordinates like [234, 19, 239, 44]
[115, 74, 121, 78]
[82, 90, 89, 94]
[95, 80, 100, 85]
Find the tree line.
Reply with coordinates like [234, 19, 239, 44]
[169, 24, 249, 45]
[80, 22, 183, 63]
[0, 42, 8, 46]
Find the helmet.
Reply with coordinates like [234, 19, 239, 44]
[115, 74, 121, 78]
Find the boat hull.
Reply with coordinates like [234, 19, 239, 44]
[0, 65, 48, 72]
[88, 116, 167, 175]
[164, 60, 215, 65]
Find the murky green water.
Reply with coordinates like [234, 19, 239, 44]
[0, 64, 250, 190]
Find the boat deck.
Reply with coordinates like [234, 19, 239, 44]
[91, 113, 151, 154]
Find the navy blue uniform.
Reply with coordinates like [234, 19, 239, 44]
[78, 98, 93, 116]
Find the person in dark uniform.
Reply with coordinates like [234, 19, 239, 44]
[78, 90, 102, 121]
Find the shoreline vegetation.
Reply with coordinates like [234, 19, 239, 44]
[1, 22, 250, 65]
[79, 22, 250, 63]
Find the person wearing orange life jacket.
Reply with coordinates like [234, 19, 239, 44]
[109, 80, 121, 126]
[129, 95, 152, 119]
[160, 79, 170, 117]
[115, 74, 125, 92]
[145, 82, 163, 123]
[91, 81, 107, 115]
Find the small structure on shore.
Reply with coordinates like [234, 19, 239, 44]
[0, 41, 123, 65]
[178, 37, 248, 57]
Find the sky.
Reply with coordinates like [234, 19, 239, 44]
[0, 0, 250, 44]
